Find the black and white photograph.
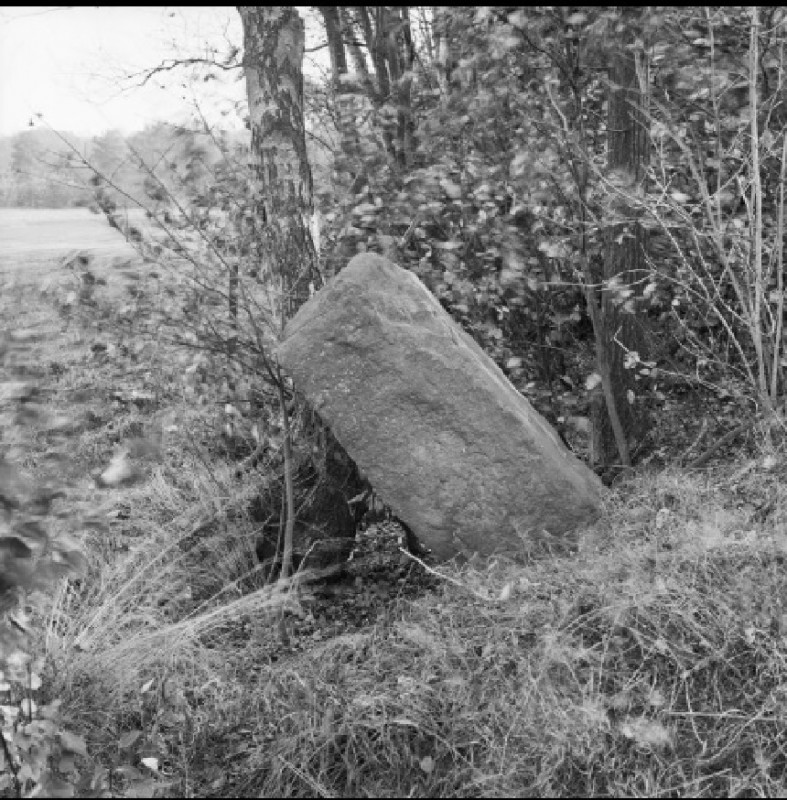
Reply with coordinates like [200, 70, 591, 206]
[1, 6, 786, 797]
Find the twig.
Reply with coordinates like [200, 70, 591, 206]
[233, 441, 268, 477]
[680, 417, 710, 464]
[129, 57, 241, 89]
[688, 417, 759, 468]
[397, 548, 491, 602]
[0, 730, 19, 794]
[770, 131, 787, 400]
[276, 363, 295, 581]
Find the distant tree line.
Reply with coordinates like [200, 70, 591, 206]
[0, 124, 250, 211]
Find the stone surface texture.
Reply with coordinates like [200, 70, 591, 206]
[276, 253, 603, 561]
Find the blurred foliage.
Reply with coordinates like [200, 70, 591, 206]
[313, 6, 787, 434]
[28, 6, 787, 456]
[0, 328, 92, 796]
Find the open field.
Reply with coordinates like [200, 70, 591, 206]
[0, 207, 147, 283]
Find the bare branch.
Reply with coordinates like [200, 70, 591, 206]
[0, 7, 73, 24]
[127, 56, 242, 89]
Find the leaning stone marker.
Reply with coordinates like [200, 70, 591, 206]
[276, 253, 603, 561]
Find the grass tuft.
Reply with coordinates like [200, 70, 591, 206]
[45, 451, 787, 796]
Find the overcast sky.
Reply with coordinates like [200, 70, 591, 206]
[0, 7, 329, 139]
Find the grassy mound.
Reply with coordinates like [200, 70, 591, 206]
[47, 455, 787, 797]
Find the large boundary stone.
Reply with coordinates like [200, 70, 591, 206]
[276, 254, 603, 561]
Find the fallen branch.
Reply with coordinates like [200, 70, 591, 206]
[687, 417, 759, 468]
[398, 548, 491, 602]
[680, 417, 709, 465]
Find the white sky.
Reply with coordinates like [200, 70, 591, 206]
[0, 6, 329, 138]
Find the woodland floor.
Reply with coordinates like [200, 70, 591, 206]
[4, 213, 787, 796]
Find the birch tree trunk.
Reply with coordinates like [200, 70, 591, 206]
[238, 6, 320, 323]
[238, 6, 321, 582]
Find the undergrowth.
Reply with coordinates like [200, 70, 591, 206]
[7, 229, 787, 797]
[46, 432, 787, 797]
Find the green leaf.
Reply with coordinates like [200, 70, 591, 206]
[419, 755, 435, 774]
[34, 775, 75, 798]
[585, 373, 602, 391]
[59, 730, 88, 757]
[58, 754, 77, 774]
[118, 729, 142, 750]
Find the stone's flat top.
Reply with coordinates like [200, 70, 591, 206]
[278, 254, 602, 561]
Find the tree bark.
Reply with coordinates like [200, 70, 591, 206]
[321, 6, 360, 189]
[238, 6, 322, 581]
[321, 6, 346, 79]
[238, 6, 320, 321]
[591, 10, 650, 471]
[320, 7, 367, 274]
[387, 7, 416, 169]
[340, 6, 416, 169]
[433, 7, 459, 93]
[340, 7, 377, 102]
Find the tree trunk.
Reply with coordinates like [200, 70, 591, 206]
[591, 10, 650, 471]
[433, 7, 459, 93]
[340, 6, 416, 170]
[321, 6, 361, 191]
[387, 7, 416, 169]
[238, 6, 323, 582]
[320, 7, 366, 275]
[238, 6, 320, 322]
[340, 7, 377, 102]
